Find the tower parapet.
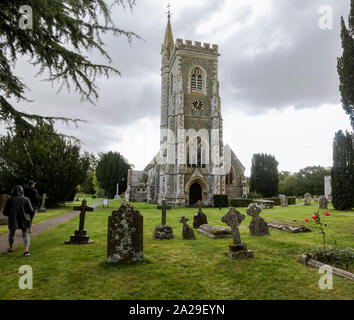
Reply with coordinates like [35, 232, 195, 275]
[175, 38, 219, 55]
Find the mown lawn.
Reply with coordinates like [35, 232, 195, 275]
[0, 196, 101, 236]
[0, 201, 353, 300]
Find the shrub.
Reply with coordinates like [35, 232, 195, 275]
[230, 198, 254, 207]
[248, 192, 263, 198]
[288, 197, 296, 205]
[96, 189, 105, 198]
[309, 247, 354, 270]
[214, 195, 229, 208]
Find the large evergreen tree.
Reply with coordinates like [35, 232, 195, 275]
[0, 0, 139, 129]
[250, 153, 279, 197]
[96, 151, 130, 198]
[331, 130, 354, 210]
[0, 123, 90, 206]
[338, 0, 354, 130]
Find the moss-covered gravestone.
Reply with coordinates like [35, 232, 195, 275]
[107, 202, 143, 264]
[246, 203, 270, 236]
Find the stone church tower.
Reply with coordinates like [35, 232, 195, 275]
[125, 15, 247, 206]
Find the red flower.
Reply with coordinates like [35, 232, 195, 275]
[305, 218, 309, 222]
[324, 211, 330, 217]
[312, 215, 318, 220]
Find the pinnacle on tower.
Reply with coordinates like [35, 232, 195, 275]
[163, 4, 174, 53]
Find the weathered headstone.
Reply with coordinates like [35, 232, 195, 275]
[193, 200, 208, 228]
[179, 216, 196, 240]
[313, 195, 319, 203]
[197, 224, 232, 239]
[246, 203, 270, 236]
[279, 194, 288, 207]
[65, 200, 94, 244]
[107, 202, 143, 264]
[38, 194, 47, 213]
[304, 193, 312, 206]
[318, 196, 328, 210]
[153, 200, 174, 240]
[75, 193, 80, 201]
[0, 194, 10, 225]
[221, 207, 254, 259]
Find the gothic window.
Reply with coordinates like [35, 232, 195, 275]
[226, 166, 235, 185]
[187, 136, 207, 168]
[191, 68, 203, 93]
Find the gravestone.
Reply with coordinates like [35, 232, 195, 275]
[179, 216, 196, 240]
[38, 194, 47, 213]
[318, 196, 328, 210]
[197, 224, 232, 239]
[153, 200, 174, 240]
[313, 195, 319, 203]
[0, 194, 10, 225]
[107, 202, 143, 264]
[246, 203, 270, 236]
[102, 198, 109, 208]
[268, 222, 311, 233]
[193, 200, 208, 228]
[221, 207, 254, 259]
[65, 200, 94, 244]
[304, 193, 312, 206]
[254, 199, 274, 209]
[75, 193, 80, 201]
[279, 194, 288, 207]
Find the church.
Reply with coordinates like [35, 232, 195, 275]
[125, 15, 248, 207]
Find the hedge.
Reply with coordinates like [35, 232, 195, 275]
[214, 195, 229, 208]
[230, 199, 254, 207]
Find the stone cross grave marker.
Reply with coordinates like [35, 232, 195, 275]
[153, 200, 174, 240]
[65, 200, 94, 244]
[114, 183, 121, 200]
[160, 199, 171, 225]
[179, 216, 196, 240]
[221, 207, 254, 259]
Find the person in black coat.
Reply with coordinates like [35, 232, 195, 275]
[24, 180, 41, 211]
[24, 180, 41, 233]
[2, 185, 35, 256]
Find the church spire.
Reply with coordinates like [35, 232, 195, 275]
[163, 3, 174, 52]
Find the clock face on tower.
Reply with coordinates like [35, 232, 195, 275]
[191, 99, 204, 112]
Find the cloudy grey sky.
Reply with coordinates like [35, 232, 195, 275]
[8, 0, 353, 175]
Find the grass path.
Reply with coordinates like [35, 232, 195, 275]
[0, 197, 101, 236]
[0, 201, 353, 300]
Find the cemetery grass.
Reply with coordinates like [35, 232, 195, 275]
[0, 196, 101, 236]
[0, 202, 353, 300]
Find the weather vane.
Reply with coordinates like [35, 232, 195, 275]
[166, 2, 172, 19]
